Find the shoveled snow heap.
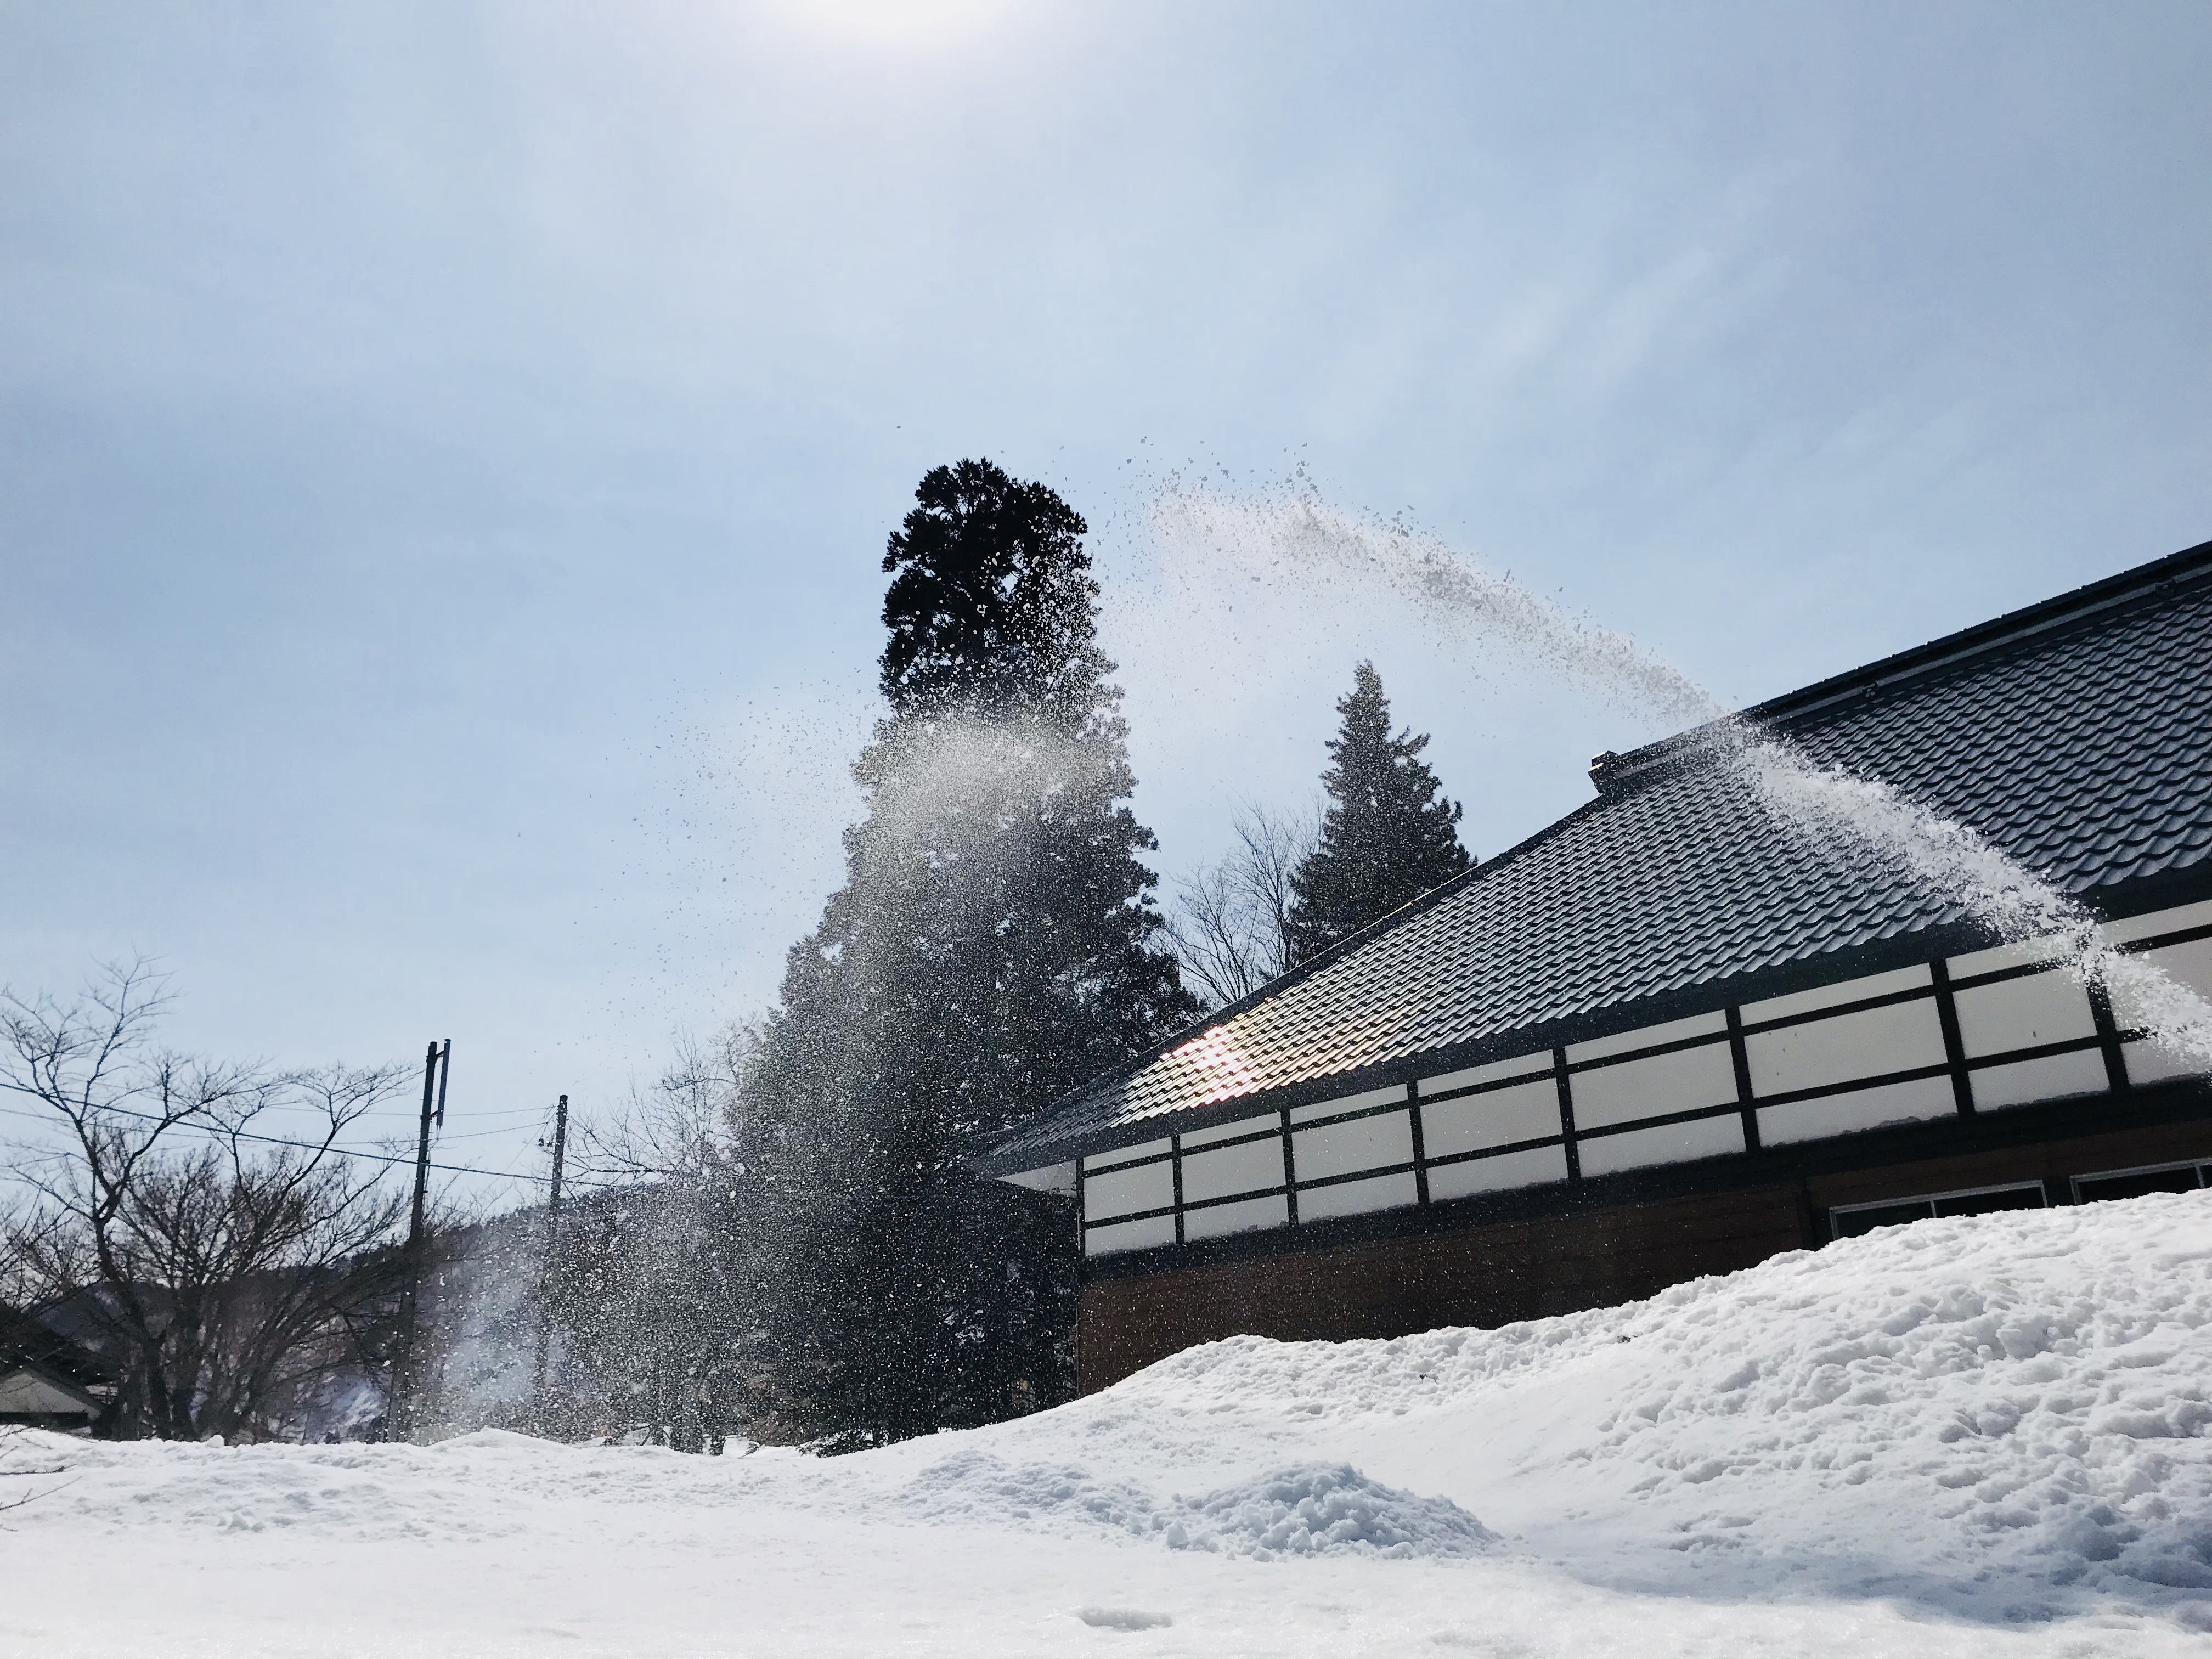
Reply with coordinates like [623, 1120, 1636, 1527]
[8, 1191, 2212, 1656]
[896, 1449, 1496, 1559]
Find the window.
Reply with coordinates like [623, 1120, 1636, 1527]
[2072, 1160, 2210, 1205]
[1829, 1180, 2046, 1240]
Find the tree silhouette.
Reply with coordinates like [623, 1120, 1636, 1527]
[748, 459, 1196, 1441]
[1287, 661, 1471, 961]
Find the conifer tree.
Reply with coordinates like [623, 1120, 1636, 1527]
[746, 459, 1196, 1443]
[1285, 661, 1472, 962]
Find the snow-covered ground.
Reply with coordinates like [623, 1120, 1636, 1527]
[10, 1192, 2212, 1656]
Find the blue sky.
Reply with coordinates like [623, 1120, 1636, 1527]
[3, 1, 2206, 1196]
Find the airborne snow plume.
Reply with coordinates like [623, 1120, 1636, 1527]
[1149, 478, 2212, 1071]
[11, 1194, 2212, 1655]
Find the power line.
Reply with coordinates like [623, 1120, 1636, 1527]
[0, 1099, 622, 1189]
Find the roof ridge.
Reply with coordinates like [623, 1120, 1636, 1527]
[1745, 534, 2212, 724]
[1588, 535, 2212, 797]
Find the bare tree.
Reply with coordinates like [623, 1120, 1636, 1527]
[575, 1023, 756, 1187]
[1, 960, 414, 1442]
[1166, 802, 1319, 1009]
[534, 1022, 772, 1449]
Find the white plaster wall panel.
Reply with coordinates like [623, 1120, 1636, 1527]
[1004, 1161, 1076, 1196]
[2123, 1039, 2210, 1086]
[1182, 1193, 1289, 1241]
[1420, 1052, 1553, 1097]
[1082, 1159, 1172, 1222]
[1757, 1076, 1957, 1146]
[1744, 999, 1947, 1097]
[1082, 1138, 1170, 1172]
[2111, 940, 2212, 1084]
[1292, 1110, 1413, 1182]
[1951, 970, 2098, 1058]
[1296, 1171, 1420, 1223]
[1950, 935, 2079, 980]
[1179, 1134, 1284, 1203]
[2137, 938, 2212, 1002]
[1569, 1042, 1737, 1131]
[1565, 1009, 1728, 1065]
[1419, 1080, 1562, 1160]
[1180, 1114, 1278, 1149]
[1289, 1084, 1405, 1125]
[1739, 963, 1933, 1026]
[1971, 1050, 2112, 1110]
[1577, 1114, 1745, 1177]
[1084, 1214, 1176, 1257]
[2102, 900, 2212, 947]
[1426, 1145, 1571, 1202]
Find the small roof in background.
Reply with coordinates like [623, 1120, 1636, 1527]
[0, 1302, 120, 1411]
[981, 539, 2212, 1175]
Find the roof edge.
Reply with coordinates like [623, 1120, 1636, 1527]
[1591, 535, 2212, 796]
[970, 858, 2212, 1176]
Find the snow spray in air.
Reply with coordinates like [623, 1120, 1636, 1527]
[1148, 477, 2212, 1070]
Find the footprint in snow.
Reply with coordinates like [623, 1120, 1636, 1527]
[1077, 1606, 1172, 1631]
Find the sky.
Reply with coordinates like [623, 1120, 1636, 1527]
[3, 0, 2207, 1201]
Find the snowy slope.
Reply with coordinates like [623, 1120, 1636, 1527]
[8, 1193, 2212, 1656]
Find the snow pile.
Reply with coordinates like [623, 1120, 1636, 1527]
[1088, 1189, 2212, 1605]
[895, 1450, 1492, 1559]
[14, 1192, 2212, 1654]
[895, 1447, 1164, 1538]
[1169, 1461, 1496, 1559]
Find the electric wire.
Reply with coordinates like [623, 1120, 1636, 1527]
[0, 1099, 627, 1190]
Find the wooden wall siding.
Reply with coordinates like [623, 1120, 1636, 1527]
[1074, 1114, 2212, 1395]
[1076, 1183, 1805, 1393]
[1058, 899, 2212, 1261]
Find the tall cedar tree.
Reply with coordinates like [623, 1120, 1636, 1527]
[746, 459, 1196, 1443]
[1286, 662, 1472, 962]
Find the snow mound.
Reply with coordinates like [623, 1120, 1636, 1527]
[1171, 1461, 1497, 1559]
[1082, 1190, 2212, 1604]
[895, 1448, 1489, 1559]
[896, 1447, 1163, 1536]
[19, 1189, 2212, 1635]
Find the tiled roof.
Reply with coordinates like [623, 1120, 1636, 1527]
[982, 540, 2212, 1174]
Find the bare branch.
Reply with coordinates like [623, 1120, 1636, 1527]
[1, 965, 416, 1442]
[1165, 800, 1319, 1010]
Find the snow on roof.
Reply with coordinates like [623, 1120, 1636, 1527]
[985, 539, 2212, 1173]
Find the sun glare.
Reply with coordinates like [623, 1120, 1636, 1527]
[764, 0, 1018, 49]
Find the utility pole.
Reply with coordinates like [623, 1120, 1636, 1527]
[531, 1094, 569, 1434]
[386, 1039, 449, 1442]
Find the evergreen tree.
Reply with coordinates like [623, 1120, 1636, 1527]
[1286, 661, 1472, 962]
[745, 459, 1196, 1443]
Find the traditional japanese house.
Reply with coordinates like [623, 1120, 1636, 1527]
[0, 1305, 119, 1433]
[979, 539, 2212, 1393]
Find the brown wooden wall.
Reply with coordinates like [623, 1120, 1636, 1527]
[1076, 1116, 2212, 1394]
